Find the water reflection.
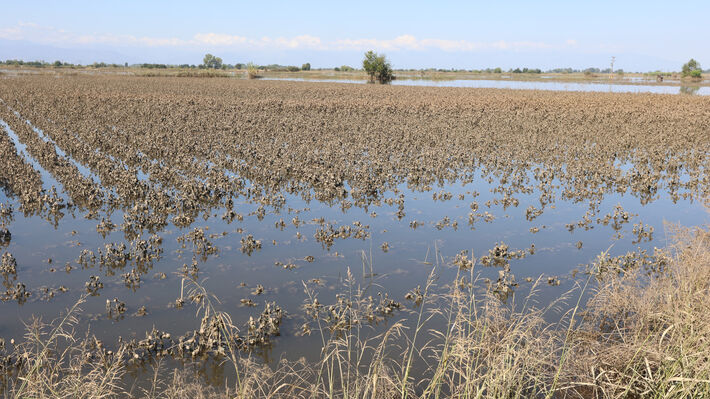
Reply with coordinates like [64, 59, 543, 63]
[680, 86, 700, 95]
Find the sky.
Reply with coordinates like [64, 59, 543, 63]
[1, 0, 708, 71]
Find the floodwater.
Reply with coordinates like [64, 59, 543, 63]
[263, 77, 710, 95]
[1, 122, 704, 359]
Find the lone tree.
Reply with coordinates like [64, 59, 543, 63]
[301, 62, 311, 71]
[203, 54, 223, 69]
[681, 59, 702, 79]
[363, 51, 393, 84]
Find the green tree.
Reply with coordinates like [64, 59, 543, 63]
[681, 59, 702, 79]
[362, 51, 393, 84]
[203, 53, 223, 69]
[301, 62, 311, 71]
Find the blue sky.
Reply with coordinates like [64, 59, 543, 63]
[1, 0, 707, 71]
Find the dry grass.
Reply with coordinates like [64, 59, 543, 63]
[246, 63, 260, 79]
[562, 222, 710, 398]
[1, 296, 126, 398]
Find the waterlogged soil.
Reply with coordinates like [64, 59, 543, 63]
[0, 75, 708, 373]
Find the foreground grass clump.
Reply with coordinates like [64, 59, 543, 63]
[0, 298, 126, 398]
[565, 223, 710, 398]
[2, 222, 709, 398]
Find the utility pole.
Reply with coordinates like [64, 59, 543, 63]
[610, 56, 616, 80]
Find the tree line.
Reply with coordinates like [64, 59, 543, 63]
[1, 56, 704, 81]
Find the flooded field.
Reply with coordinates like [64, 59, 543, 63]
[263, 76, 710, 95]
[0, 75, 709, 394]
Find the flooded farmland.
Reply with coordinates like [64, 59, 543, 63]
[263, 76, 710, 95]
[0, 75, 709, 395]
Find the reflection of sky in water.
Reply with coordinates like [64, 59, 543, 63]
[0, 113, 707, 370]
[263, 77, 710, 95]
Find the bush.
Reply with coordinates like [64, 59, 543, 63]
[203, 54, 223, 69]
[301, 63, 311, 71]
[141, 63, 168, 69]
[247, 62, 260, 79]
[362, 51, 393, 84]
[583, 67, 600, 77]
[682, 59, 702, 79]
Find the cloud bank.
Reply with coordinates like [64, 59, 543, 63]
[0, 22, 574, 53]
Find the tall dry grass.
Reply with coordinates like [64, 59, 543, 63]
[563, 223, 710, 398]
[246, 63, 262, 80]
[2, 222, 708, 398]
[2, 295, 126, 398]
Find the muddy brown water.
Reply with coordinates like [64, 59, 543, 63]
[0, 75, 708, 384]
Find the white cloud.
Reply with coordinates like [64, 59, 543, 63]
[193, 33, 248, 46]
[256, 35, 324, 50]
[331, 36, 560, 52]
[0, 22, 573, 53]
